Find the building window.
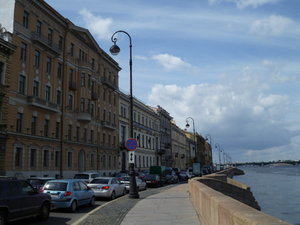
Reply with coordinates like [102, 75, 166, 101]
[31, 116, 37, 135]
[34, 50, 40, 68]
[16, 113, 23, 133]
[90, 154, 94, 168]
[79, 98, 84, 112]
[30, 149, 36, 167]
[20, 42, 27, 61]
[59, 36, 63, 50]
[68, 125, 72, 140]
[48, 28, 53, 44]
[19, 75, 26, 94]
[68, 95, 73, 110]
[55, 151, 60, 167]
[55, 122, 60, 139]
[81, 72, 85, 87]
[44, 119, 49, 137]
[43, 150, 49, 167]
[76, 127, 80, 142]
[90, 130, 94, 143]
[102, 133, 106, 145]
[33, 80, 39, 97]
[23, 11, 29, 28]
[36, 20, 42, 36]
[91, 58, 95, 70]
[103, 155, 106, 169]
[0, 61, 4, 84]
[87, 99, 91, 113]
[56, 90, 61, 105]
[70, 43, 74, 56]
[45, 86, 51, 101]
[88, 74, 91, 88]
[15, 147, 23, 167]
[83, 128, 87, 142]
[57, 63, 62, 79]
[68, 152, 72, 167]
[46, 57, 52, 74]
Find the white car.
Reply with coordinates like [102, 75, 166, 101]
[73, 172, 100, 183]
[179, 170, 192, 180]
[120, 176, 147, 192]
[87, 177, 126, 200]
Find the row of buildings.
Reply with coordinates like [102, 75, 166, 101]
[0, 0, 212, 179]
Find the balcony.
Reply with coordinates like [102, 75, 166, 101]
[157, 149, 166, 155]
[77, 111, 91, 122]
[101, 121, 117, 130]
[91, 91, 98, 100]
[101, 77, 118, 90]
[31, 32, 61, 55]
[76, 58, 91, 69]
[69, 81, 77, 90]
[27, 96, 60, 113]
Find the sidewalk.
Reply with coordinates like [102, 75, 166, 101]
[121, 184, 201, 225]
[77, 183, 201, 225]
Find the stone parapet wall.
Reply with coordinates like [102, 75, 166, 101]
[189, 173, 291, 225]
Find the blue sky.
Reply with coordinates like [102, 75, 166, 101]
[46, 0, 300, 163]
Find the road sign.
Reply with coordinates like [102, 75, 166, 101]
[125, 138, 137, 151]
[128, 151, 135, 163]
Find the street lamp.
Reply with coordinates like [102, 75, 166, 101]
[205, 134, 213, 167]
[186, 117, 197, 161]
[215, 143, 222, 170]
[110, 30, 139, 199]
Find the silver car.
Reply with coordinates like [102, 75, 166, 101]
[121, 177, 147, 192]
[87, 177, 126, 200]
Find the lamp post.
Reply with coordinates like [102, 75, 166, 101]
[110, 30, 139, 199]
[186, 117, 196, 162]
[205, 134, 213, 166]
[215, 143, 221, 171]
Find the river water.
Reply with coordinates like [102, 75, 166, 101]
[234, 165, 300, 225]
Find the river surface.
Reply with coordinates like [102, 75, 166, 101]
[234, 165, 300, 225]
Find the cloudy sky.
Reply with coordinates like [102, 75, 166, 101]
[46, 0, 300, 163]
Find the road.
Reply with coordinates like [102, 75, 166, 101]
[10, 198, 108, 225]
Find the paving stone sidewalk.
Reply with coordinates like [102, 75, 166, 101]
[76, 185, 175, 225]
[76, 184, 201, 225]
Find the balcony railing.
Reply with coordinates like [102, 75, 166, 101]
[69, 81, 77, 90]
[101, 121, 117, 130]
[91, 91, 98, 100]
[31, 32, 62, 55]
[101, 77, 118, 90]
[76, 58, 91, 68]
[27, 96, 60, 113]
[77, 111, 91, 122]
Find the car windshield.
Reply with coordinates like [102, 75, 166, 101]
[74, 174, 89, 179]
[44, 182, 67, 191]
[144, 175, 156, 179]
[122, 177, 130, 181]
[28, 179, 42, 185]
[91, 179, 109, 184]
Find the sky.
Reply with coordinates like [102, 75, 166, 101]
[46, 0, 300, 163]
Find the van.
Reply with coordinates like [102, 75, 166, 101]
[73, 172, 100, 183]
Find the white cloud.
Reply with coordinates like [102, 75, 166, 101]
[79, 9, 113, 40]
[152, 54, 192, 71]
[209, 0, 280, 8]
[148, 73, 297, 159]
[250, 15, 294, 36]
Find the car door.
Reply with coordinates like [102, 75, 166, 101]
[4, 181, 23, 220]
[20, 181, 41, 216]
[112, 178, 122, 196]
[72, 181, 82, 205]
[79, 181, 92, 205]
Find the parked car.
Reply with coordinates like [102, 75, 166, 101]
[27, 177, 55, 192]
[0, 179, 51, 225]
[120, 176, 147, 192]
[165, 170, 179, 184]
[73, 172, 100, 183]
[114, 172, 129, 182]
[43, 179, 95, 212]
[143, 174, 162, 187]
[179, 170, 192, 181]
[87, 177, 126, 200]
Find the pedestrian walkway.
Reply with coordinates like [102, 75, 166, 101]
[121, 184, 201, 225]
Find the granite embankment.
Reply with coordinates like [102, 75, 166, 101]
[189, 168, 291, 225]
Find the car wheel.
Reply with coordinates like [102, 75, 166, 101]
[89, 197, 95, 206]
[0, 211, 7, 225]
[69, 200, 77, 212]
[111, 191, 116, 200]
[37, 202, 50, 221]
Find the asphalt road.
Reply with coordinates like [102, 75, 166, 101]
[9, 199, 109, 225]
